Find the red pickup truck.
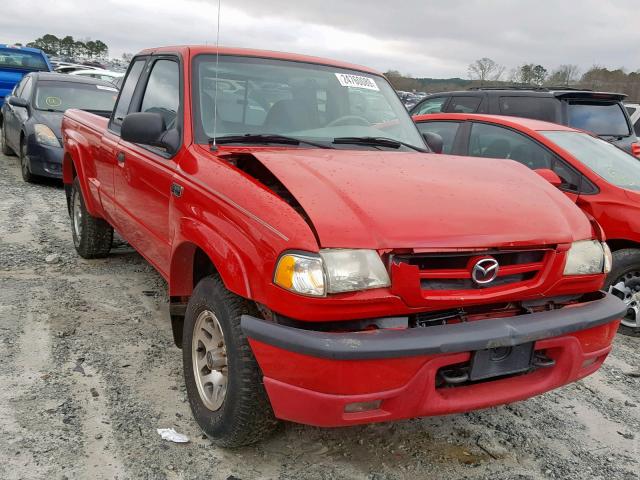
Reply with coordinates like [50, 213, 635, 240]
[61, 46, 625, 447]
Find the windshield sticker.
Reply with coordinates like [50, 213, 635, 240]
[45, 96, 62, 107]
[335, 73, 379, 91]
[96, 85, 118, 92]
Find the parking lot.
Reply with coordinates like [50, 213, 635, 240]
[0, 148, 638, 480]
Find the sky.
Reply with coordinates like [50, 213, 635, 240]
[0, 0, 638, 78]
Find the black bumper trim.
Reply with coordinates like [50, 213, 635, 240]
[241, 292, 626, 360]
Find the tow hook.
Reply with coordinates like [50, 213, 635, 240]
[439, 367, 470, 385]
[532, 353, 556, 368]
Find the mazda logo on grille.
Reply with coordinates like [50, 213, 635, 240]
[471, 257, 499, 285]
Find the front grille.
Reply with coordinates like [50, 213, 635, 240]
[393, 249, 549, 291]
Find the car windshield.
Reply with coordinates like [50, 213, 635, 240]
[193, 55, 425, 150]
[567, 101, 630, 137]
[34, 81, 118, 112]
[0, 48, 48, 71]
[541, 130, 640, 191]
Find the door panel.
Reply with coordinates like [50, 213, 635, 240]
[94, 130, 121, 222]
[112, 57, 181, 275]
[113, 143, 174, 272]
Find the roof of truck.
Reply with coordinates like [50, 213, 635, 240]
[136, 45, 382, 76]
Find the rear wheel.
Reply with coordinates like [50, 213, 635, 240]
[20, 139, 34, 183]
[606, 249, 640, 336]
[70, 176, 113, 258]
[183, 275, 278, 447]
[1, 125, 14, 156]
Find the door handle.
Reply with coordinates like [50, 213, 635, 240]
[116, 151, 125, 163]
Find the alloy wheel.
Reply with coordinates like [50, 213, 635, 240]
[609, 272, 640, 328]
[192, 309, 228, 411]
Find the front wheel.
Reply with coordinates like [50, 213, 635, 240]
[605, 248, 640, 336]
[70, 176, 113, 258]
[183, 275, 278, 447]
[20, 139, 34, 183]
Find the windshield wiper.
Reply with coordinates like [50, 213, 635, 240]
[332, 136, 427, 152]
[209, 134, 333, 149]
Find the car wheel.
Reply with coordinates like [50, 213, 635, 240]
[605, 248, 640, 336]
[70, 176, 113, 258]
[183, 275, 278, 447]
[19, 139, 35, 183]
[1, 126, 14, 156]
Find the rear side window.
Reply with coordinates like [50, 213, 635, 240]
[446, 96, 481, 113]
[469, 122, 581, 191]
[416, 121, 461, 154]
[140, 59, 180, 130]
[499, 96, 560, 122]
[412, 96, 447, 115]
[626, 106, 636, 116]
[634, 119, 640, 137]
[112, 59, 146, 126]
[567, 102, 630, 137]
[0, 48, 48, 71]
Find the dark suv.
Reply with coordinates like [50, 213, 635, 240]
[409, 88, 639, 156]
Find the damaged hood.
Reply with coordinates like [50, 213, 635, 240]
[250, 150, 592, 249]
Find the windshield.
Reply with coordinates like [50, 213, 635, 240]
[35, 81, 118, 112]
[0, 48, 48, 71]
[541, 130, 640, 191]
[567, 101, 630, 137]
[193, 55, 425, 150]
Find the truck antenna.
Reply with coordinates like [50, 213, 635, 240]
[211, 0, 222, 151]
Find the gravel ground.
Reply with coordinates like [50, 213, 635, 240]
[0, 146, 639, 480]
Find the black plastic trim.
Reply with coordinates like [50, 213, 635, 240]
[241, 292, 625, 360]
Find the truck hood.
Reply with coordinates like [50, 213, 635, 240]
[249, 150, 592, 249]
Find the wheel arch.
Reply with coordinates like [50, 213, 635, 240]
[168, 226, 253, 347]
[606, 239, 640, 252]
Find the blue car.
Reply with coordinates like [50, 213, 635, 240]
[0, 45, 52, 102]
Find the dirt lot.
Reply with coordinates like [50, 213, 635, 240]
[0, 148, 638, 480]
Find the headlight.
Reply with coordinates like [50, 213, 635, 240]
[34, 124, 60, 147]
[273, 249, 390, 296]
[563, 239, 607, 275]
[273, 252, 325, 296]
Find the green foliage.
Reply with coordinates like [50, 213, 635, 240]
[26, 34, 109, 59]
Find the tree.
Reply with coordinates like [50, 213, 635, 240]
[60, 35, 76, 58]
[467, 57, 505, 85]
[512, 63, 547, 86]
[546, 64, 580, 86]
[121, 52, 134, 62]
[93, 40, 108, 59]
[27, 34, 61, 55]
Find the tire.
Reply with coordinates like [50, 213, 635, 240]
[1, 125, 14, 156]
[20, 138, 35, 183]
[605, 248, 640, 337]
[183, 275, 278, 447]
[70, 176, 113, 258]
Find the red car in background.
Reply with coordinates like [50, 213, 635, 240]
[414, 113, 640, 336]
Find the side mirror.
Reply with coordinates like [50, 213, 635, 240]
[534, 168, 563, 187]
[8, 96, 29, 109]
[121, 112, 179, 154]
[422, 132, 443, 154]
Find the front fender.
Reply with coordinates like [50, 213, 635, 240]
[169, 217, 251, 299]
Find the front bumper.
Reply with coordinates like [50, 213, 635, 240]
[26, 141, 63, 179]
[242, 291, 625, 427]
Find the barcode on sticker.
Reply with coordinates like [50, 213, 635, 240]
[335, 73, 379, 91]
